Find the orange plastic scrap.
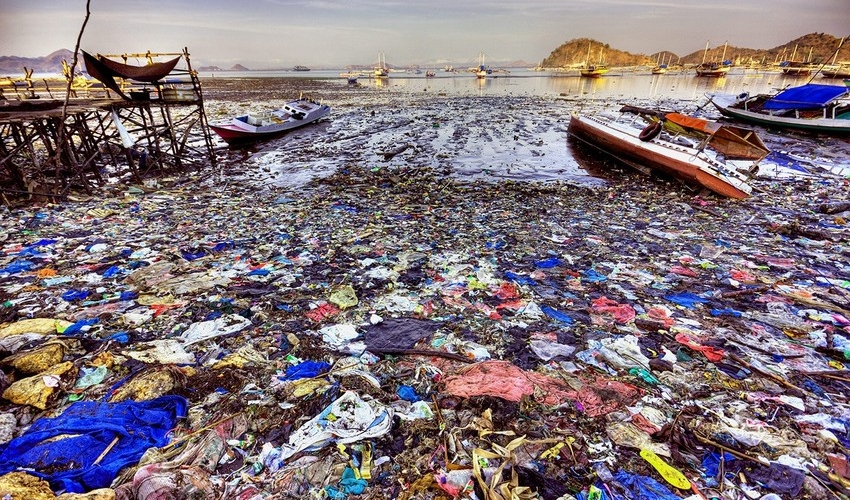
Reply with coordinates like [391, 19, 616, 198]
[441, 360, 573, 405]
[150, 303, 184, 317]
[755, 255, 796, 269]
[495, 299, 526, 312]
[474, 302, 502, 320]
[674, 332, 724, 362]
[631, 412, 662, 435]
[591, 296, 636, 324]
[34, 268, 57, 279]
[665, 112, 715, 134]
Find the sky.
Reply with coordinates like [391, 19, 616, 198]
[1, 0, 848, 69]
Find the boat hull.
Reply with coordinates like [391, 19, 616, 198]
[568, 114, 751, 199]
[822, 70, 850, 78]
[711, 100, 850, 134]
[580, 66, 609, 78]
[210, 100, 330, 146]
[695, 67, 730, 77]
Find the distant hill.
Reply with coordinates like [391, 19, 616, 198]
[542, 33, 848, 68]
[196, 64, 250, 72]
[676, 33, 849, 66]
[0, 49, 75, 74]
[542, 38, 652, 67]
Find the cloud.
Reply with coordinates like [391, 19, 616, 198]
[2, 0, 846, 67]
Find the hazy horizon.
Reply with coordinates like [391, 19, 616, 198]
[2, 0, 848, 70]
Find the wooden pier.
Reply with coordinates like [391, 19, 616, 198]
[0, 49, 216, 204]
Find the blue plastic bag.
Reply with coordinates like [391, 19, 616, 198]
[541, 305, 574, 324]
[279, 360, 331, 381]
[614, 470, 681, 500]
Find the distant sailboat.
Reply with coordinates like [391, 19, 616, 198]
[580, 43, 609, 78]
[374, 52, 388, 78]
[695, 40, 730, 77]
[476, 52, 491, 79]
[780, 45, 817, 76]
[822, 37, 850, 78]
[652, 53, 668, 74]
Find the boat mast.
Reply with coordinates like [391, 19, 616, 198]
[721, 41, 728, 62]
[701, 40, 709, 64]
[832, 39, 843, 64]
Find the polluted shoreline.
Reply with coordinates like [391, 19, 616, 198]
[1, 77, 850, 500]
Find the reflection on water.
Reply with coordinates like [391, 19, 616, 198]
[342, 68, 830, 102]
[209, 67, 833, 101]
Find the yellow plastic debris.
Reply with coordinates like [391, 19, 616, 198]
[640, 448, 691, 490]
[540, 442, 565, 460]
[57, 489, 117, 500]
[109, 367, 186, 403]
[2, 342, 66, 375]
[329, 284, 358, 309]
[1, 361, 77, 410]
[0, 318, 71, 339]
[0, 471, 56, 500]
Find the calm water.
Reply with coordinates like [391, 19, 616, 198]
[199, 67, 833, 101]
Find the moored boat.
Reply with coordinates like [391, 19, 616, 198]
[708, 83, 850, 134]
[475, 52, 492, 79]
[374, 52, 389, 78]
[779, 45, 816, 76]
[695, 62, 730, 77]
[695, 40, 731, 77]
[580, 65, 609, 78]
[568, 108, 767, 199]
[652, 54, 669, 74]
[93, 53, 180, 82]
[82, 51, 181, 100]
[209, 97, 330, 146]
[821, 63, 850, 79]
[780, 60, 817, 76]
[579, 42, 609, 78]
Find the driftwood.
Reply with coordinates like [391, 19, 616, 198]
[726, 352, 806, 396]
[369, 347, 473, 364]
[619, 104, 672, 119]
[379, 144, 412, 160]
[720, 285, 770, 298]
[819, 201, 850, 214]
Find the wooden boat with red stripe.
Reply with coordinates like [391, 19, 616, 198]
[568, 109, 768, 199]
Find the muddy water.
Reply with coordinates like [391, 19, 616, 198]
[199, 71, 850, 193]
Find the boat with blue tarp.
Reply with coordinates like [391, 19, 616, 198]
[708, 83, 850, 134]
